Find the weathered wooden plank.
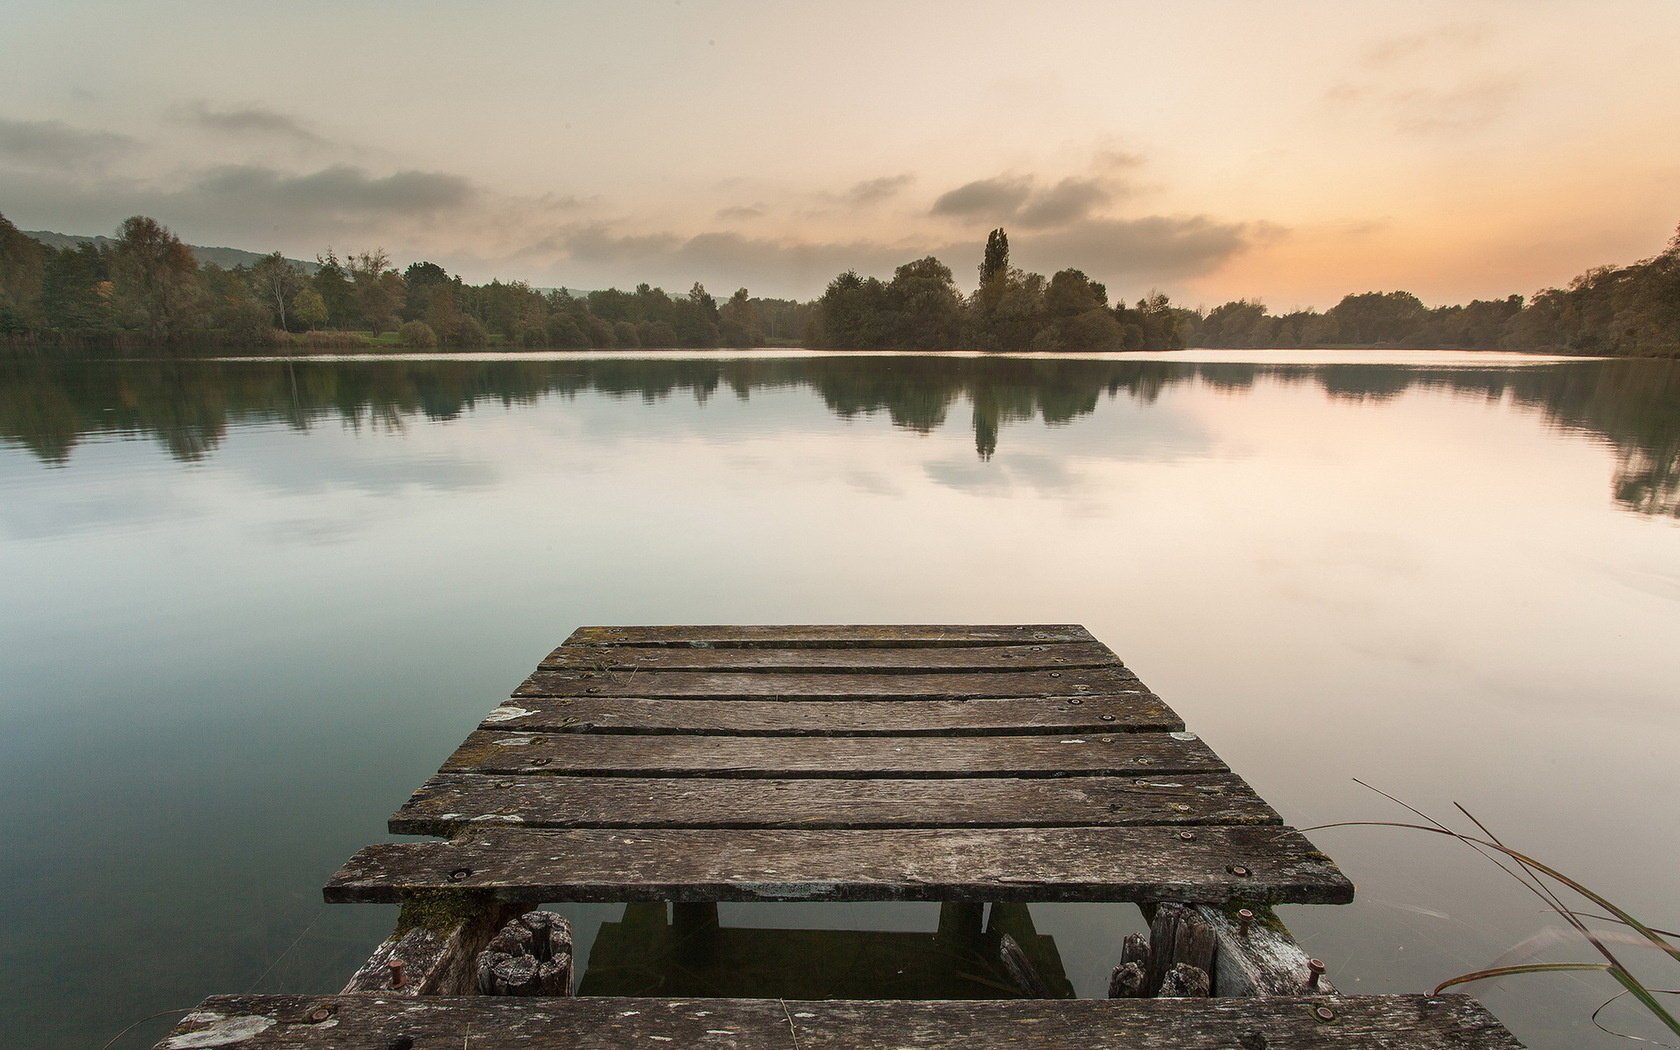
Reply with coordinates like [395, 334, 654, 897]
[481, 694, 1183, 736]
[441, 729, 1225, 779]
[564, 624, 1097, 648]
[391, 772, 1280, 834]
[541, 641, 1122, 672]
[156, 993, 1524, 1049]
[515, 666, 1142, 699]
[324, 825, 1354, 904]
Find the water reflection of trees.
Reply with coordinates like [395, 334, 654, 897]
[3, 354, 1676, 517]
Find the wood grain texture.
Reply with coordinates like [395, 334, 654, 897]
[564, 624, 1097, 648]
[324, 825, 1354, 905]
[441, 729, 1225, 779]
[481, 695, 1182, 736]
[154, 993, 1524, 1049]
[515, 666, 1142, 699]
[341, 898, 524, 997]
[390, 772, 1280, 834]
[541, 641, 1122, 672]
[1193, 904, 1339, 997]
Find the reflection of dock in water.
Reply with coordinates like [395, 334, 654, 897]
[149, 624, 1527, 1049]
[580, 901, 1075, 1000]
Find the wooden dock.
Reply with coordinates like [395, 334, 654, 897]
[151, 625, 1526, 1049]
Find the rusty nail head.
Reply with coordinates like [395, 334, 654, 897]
[449, 867, 471, 882]
[1237, 908, 1254, 935]
[1314, 1005, 1336, 1023]
[530, 757, 550, 766]
[1068, 698, 1083, 705]
[1049, 671, 1061, 677]
[1178, 830, 1196, 841]
[388, 958, 406, 988]
[1101, 714, 1115, 722]
[308, 1008, 333, 1023]
[1135, 757, 1152, 765]
[1307, 958, 1327, 988]
[1229, 864, 1251, 877]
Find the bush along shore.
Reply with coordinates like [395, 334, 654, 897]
[1, 214, 1677, 357]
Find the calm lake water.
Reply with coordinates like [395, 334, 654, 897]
[2, 350, 1677, 1049]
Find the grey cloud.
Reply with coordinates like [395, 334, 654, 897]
[1011, 215, 1269, 287]
[192, 164, 476, 216]
[544, 224, 914, 297]
[846, 174, 914, 205]
[536, 211, 1264, 299]
[1016, 178, 1112, 229]
[0, 162, 483, 253]
[1092, 149, 1145, 172]
[177, 102, 328, 146]
[715, 204, 766, 220]
[930, 175, 1033, 218]
[0, 117, 134, 171]
[934, 172, 1134, 228]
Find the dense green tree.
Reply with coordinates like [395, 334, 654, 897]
[40, 243, 111, 331]
[402, 261, 453, 321]
[887, 257, 964, 348]
[312, 251, 359, 329]
[109, 216, 201, 340]
[349, 249, 403, 334]
[719, 288, 763, 346]
[544, 313, 588, 348]
[980, 228, 1010, 286]
[398, 320, 438, 348]
[200, 264, 272, 345]
[1325, 291, 1427, 345]
[292, 287, 328, 331]
[0, 213, 46, 333]
[250, 252, 306, 331]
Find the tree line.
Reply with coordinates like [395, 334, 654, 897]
[0, 212, 811, 351]
[2, 211, 1677, 356]
[814, 229, 1188, 351]
[813, 225, 1680, 357]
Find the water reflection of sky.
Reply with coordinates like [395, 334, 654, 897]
[0, 353, 1677, 1050]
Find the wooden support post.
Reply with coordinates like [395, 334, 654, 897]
[1108, 932, 1150, 998]
[476, 910, 574, 996]
[936, 902, 986, 947]
[998, 933, 1052, 997]
[1191, 903, 1338, 997]
[671, 902, 720, 960]
[1144, 903, 1215, 997]
[343, 893, 526, 996]
[1113, 901, 1333, 999]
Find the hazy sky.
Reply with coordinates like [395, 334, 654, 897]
[3, 1, 1678, 306]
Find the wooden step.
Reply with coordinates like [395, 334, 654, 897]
[154, 993, 1524, 1049]
[325, 825, 1354, 905]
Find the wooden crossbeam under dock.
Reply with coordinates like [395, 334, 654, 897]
[328, 624, 1351, 905]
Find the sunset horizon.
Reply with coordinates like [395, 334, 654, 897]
[4, 0, 1678, 308]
